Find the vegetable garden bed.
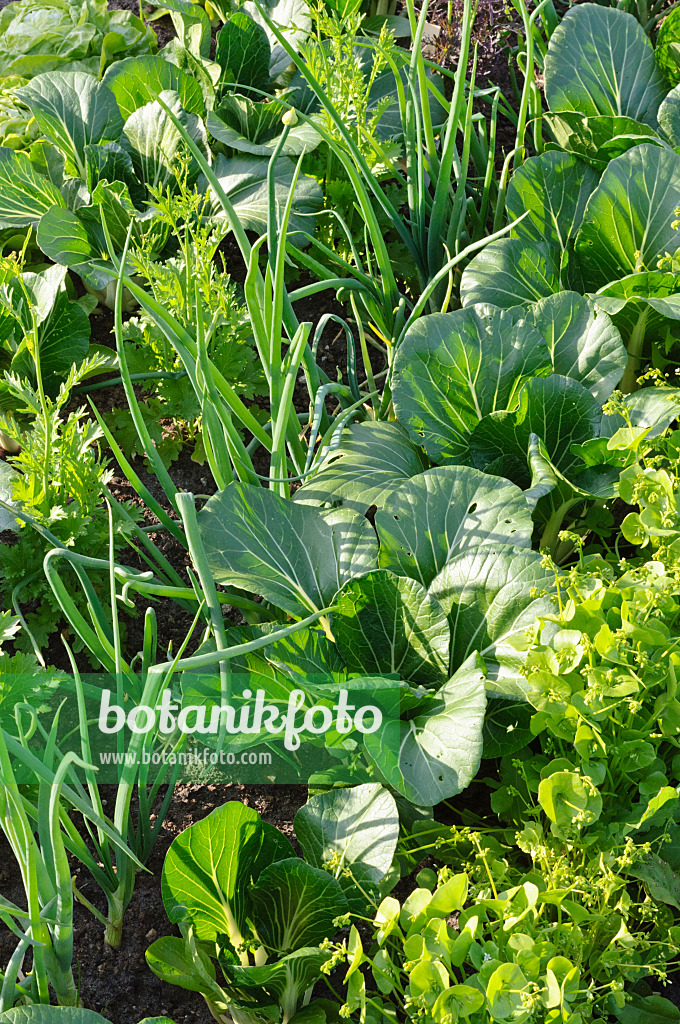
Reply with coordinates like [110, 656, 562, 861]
[3, 0, 680, 1021]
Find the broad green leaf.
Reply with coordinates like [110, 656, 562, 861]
[202, 152, 322, 244]
[208, 94, 320, 156]
[215, 12, 272, 91]
[507, 152, 599, 252]
[84, 141, 145, 206]
[295, 783, 399, 891]
[160, 39, 219, 112]
[593, 272, 680, 337]
[146, 935, 217, 995]
[392, 305, 549, 462]
[459, 239, 561, 310]
[659, 85, 680, 147]
[482, 698, 534, 758]
[198, 482, 378, 618]
[656, 7, 680, 87]
[121, 90, 209, 189]
[103, 54, 204, 119]
[574, 144, 680, 291]
[611, 993, 680, 1023]
[546, 111, 663, 171]
[294, 422, 428, 513]
[629, 855, 680, 910]
[600, 387, 680, 439]
[0, 147, 65, 228]
[222, 948, 332, 1004]
[146, 0, 211, 60]
[250, 859, 348, 951]
[332, 569, 449, 685]
[468, 375, 602, 488]
[11, 285, 90, 395]
[16, 71, 123, 175]
[363, 653, 486, 805]
[526, 292, 626, 402]
[161, 801, 293, 942]
[544, 4, 666, 126]
[242, 0, 311, 78]
[375, 465, 533, 587]
[240, 623, 347, 684]
[37, 182, 140, 290]
[0, 0, 155, 77]
[428, 546, 555, 698]
[0, 1013, 116, 1023]
[4, 261, 67, 328]
[0, 1012, 172, 1024]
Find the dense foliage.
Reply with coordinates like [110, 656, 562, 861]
[2, 0, 680, 1020]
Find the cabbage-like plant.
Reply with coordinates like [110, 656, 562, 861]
[461, 143, 680, 393]
[147, 786, 399, 1024]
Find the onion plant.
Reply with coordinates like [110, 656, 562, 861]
[0, 487, 334, 968]
[0, 741, 81, 1010]
[257, 0, 522, 347]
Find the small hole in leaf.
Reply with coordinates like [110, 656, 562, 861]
[468, 503, 477, 514]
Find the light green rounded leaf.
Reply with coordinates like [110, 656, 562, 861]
[16, 71, 123, 173]
[364, 653, 487, 805]
[468, 376, 603, 488]
[332, 569, 450, 685]
[375, 465, 533, 587]
[460, 239, 561, 310]
[544, 4, 665, 126]
[250, 858, 348, 951]
[103, 54, 205, 119]
[295, 421, 428, 513]
[0, 147, 65, 229]
[429, 545, 555, 699]
[392, 305, 549, 463]
[486, 962, 528, 1021]
[526, 292, 626, 402]
[574, 144, 680, 291]
[538, 770, 603, 827]
[507, 151, 599, 252]
[433, 985, 485, 1019]
[198, 482, 378, 619]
